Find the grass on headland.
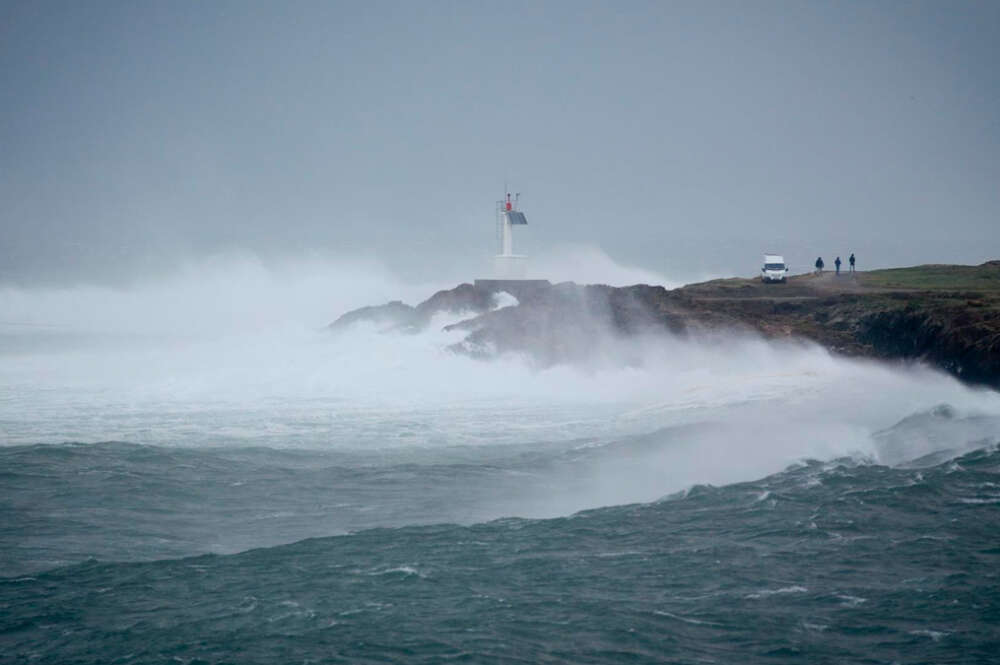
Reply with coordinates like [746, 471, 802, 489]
[859, 262, 1000, 292]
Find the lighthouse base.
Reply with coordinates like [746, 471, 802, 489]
[493, 254, 527, 280]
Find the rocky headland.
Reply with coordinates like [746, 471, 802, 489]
[329, 262, 1000, 389]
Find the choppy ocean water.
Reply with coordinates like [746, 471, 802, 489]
[2, 437, 999, 663]
[2, 289, 1000, 663]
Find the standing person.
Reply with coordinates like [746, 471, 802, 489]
[835, 256, 842, 275]
[849, 253, 856, 273]
[815, 257, 824, 274]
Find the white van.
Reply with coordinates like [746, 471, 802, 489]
[761, 254, 788, 283]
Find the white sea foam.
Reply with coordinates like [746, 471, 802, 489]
[653, 610, 720, 626]
[492, 291, 519, 309]
[368, 565, 424, 578]
[836, 594, 867, 607]
[745, 585, 808, 599]
[2, 253, 999, 517]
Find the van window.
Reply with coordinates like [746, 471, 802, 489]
[764, 263, 785, 270]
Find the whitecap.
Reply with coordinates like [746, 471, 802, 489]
[368, 565, 425, 578]
[594, 551, 642, 558]
[836, 594, 866, 607]
[653, 610, 720, 626]
[745, 585, 808, 599]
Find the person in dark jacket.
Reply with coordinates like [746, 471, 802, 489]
[849, 253, 856, 273]
[815, 257, 824, 274]
[835, 256, 842, 275]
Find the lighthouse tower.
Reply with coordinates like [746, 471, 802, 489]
[494, 192, 528, 279]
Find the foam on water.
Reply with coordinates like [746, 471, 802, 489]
[3, 256, 1000, 491]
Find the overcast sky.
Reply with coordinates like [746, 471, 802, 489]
[2, 0, 998, 286]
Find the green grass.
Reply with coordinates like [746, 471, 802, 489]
[860, 263, 1000, 291]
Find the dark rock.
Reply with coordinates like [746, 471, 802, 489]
[327, 263, 1000, 390]
[330, 282, 519, 333]
[328, 300, 417, 332]
[414, 283, 495, 323]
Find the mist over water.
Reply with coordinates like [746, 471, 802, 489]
[2, 252, 997, 478]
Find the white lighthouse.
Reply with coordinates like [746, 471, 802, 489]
[494, 192, 528, 279]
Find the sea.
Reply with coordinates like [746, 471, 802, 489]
[2, 261, 999, 663]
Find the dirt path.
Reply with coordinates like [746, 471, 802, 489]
[803, 270, 867, 292]
[680, 270, 921, 301]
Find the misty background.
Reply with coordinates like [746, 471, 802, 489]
[2, 0, 998, 289]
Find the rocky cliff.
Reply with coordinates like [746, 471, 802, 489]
[329, 262, 1000, 389]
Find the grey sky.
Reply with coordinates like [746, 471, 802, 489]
[2, 0, 998, 286]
